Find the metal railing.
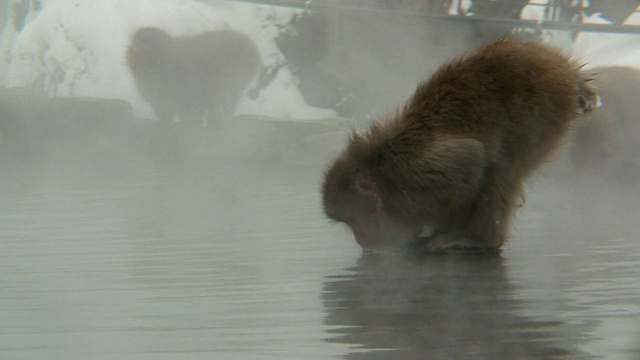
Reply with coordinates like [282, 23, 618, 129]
[220, 0, 640, 34]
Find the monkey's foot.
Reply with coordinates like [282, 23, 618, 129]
[416, 234, 501, 254]
[576, 78, 601, 114]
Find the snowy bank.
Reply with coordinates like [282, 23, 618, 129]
[1, 0, 335, 120]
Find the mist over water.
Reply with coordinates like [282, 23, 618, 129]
[1, 148, 640, 359]
[1, 1, 640, 359]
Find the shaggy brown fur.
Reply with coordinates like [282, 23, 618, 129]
[322, 38, 598, 252]
[571, 66, 640, 183]
[127, 27, 260, 127]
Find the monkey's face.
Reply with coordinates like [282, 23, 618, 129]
[347, 210, 420, 251]
[324, 175, 421, 251]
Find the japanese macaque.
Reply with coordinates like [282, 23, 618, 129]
[126, 27, 260, 127]
[570, 66, 640, 183]
[322, 38, 598, 253]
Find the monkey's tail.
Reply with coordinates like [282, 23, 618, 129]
[576, 72, 600, 115]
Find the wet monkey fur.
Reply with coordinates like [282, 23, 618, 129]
[127, 27, 260, 127]
[322, 38, 598, 253]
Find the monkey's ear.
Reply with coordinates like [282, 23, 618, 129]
[354, 176, 376, 196]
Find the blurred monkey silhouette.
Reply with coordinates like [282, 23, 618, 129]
[127, 27, 261, 129]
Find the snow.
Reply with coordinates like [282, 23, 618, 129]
[1, 0, 335, 120]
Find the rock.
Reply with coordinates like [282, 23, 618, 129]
[0, 88, 357, 167]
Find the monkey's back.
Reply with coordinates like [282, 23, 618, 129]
[171, 30, 260, 106]
[165, 30, 260, 120]
[403, 39, 583, 168]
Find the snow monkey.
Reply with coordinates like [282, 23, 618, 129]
[127, 27, 261, 128]
[322, 38, 598, 253]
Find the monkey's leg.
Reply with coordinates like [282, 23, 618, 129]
[426, 167, 524, 251]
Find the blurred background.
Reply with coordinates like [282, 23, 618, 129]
[0, 1, 639, 359]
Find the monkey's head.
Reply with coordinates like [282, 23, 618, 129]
[322, 132, 486, 251]
[322, 161, 422, 250]
[126, 27, 172, 71]
[321, 135, 427, 251]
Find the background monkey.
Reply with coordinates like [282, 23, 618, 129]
[127, 27, 261, 129]
[570, 66, 640, 184]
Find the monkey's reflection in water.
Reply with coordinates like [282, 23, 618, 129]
[322, 253, 588, 359]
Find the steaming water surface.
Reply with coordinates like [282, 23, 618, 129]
[0, 160, 639, 359]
